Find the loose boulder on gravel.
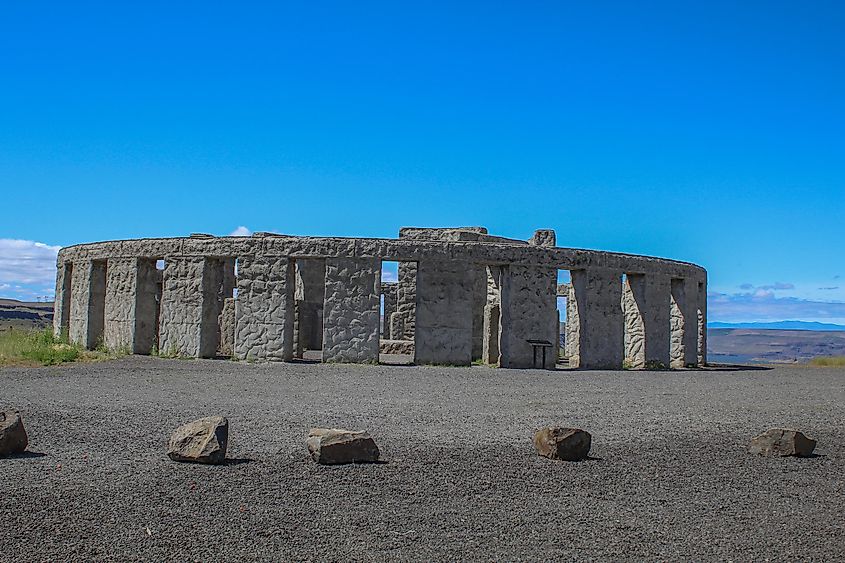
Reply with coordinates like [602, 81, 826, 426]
[0, 410, 28, 456]
[306, 428, 380, 464]
[167, 416, 228, 465]
[534, 427, 591, 461]
[749, 428, 816, 457]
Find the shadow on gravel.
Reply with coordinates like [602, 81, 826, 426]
[225, 458, 257, 466]
[704, 364, 773, 372]
[2, 451, 48, 459]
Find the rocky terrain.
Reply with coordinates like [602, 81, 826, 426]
[1, 358, 843, 560]
[0, 299, 54, 332]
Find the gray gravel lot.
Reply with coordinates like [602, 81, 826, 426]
[1, 357, 844, 561]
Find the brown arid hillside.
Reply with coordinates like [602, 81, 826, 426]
[0, 299, 54, 332]
[708, 328, 845, 364]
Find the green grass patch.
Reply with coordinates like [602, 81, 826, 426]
[809, 356, 845, 367]
[0, 328, 81, 366]
[0, 328, 132, 367]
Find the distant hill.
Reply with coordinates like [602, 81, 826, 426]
[0, 299, 54, 332]
[708, 328, 845, 364]
[709, 320, 845, 332]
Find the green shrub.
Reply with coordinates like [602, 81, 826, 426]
[809, 356, 845, 367]
[0, 328, 82, 366]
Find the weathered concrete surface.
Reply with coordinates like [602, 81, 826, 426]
[569, 268, 624, 369]
[103, 258, 158, 353]
[414, 260, 474, 366]
[499, 265, 558, 369]
[54, 228, 706, 369]
[158, 258, 206, 358]
[234, 256, 295, 362]
[53, 262, 72, 338]
[623, 274, 671, 368]
[294, 259, 325, 357]
[69, 260, 107, 349]
[379, 339, 414, 354]
[395, 261, 417, 340]
[219, 298, 236, 357]
[381, 281, 398, 338]
[322, 257, 381, 363]
[670, 278, 699, 368]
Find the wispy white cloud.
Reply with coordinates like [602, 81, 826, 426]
[229, 226, 252, 237]
[709, 289, 845, 324]
[0, 239, 60, 301]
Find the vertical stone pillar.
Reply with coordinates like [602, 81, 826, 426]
[219, 297, 236, 356]
[566, 283, 577, 363]
[199, 258, 226, 358]
[482, 266, 504, 364]
[234, 256, 294, 361]
[69, 260, 106, 349]
[697, 279, 707, 366]
[381, 282, 397, 337]
[322, 257, 381, 363]
[499, 265, 558, 369]
[569, 268, 624, 369]
[53, 262, 72, 338]
[104, 257, 158, 354]
[158, 257, 205, 358]
[623, 274, 671, 368]
[471, 265, 487, 361]
[414, 260, 474, 366]
[294, 259, 326, 355]
[670, 278, 699, 368]
[396, 262, 417, 340]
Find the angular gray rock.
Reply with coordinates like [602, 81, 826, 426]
[0, 410, 28, 456]
[533, 427, 591, 461]
[306, 428, 380, 464]
[167, 416, 228, 465]
[748, 428, 816, 457]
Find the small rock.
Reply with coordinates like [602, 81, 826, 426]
[534, 427, 591, 461]
[306, 428, 380, 464]
[0, 410, 28, 456]
[167, 416, 228, 465]
[749, 428, 816, 457]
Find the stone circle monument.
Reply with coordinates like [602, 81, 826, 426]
[53, 227, 707, 369]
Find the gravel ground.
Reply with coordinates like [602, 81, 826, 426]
[1, 357, 844, 561]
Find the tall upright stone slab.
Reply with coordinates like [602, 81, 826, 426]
[499, 265, 558, 369]
[381, 282, 398, 337]
[414, 260, 473, 366]
[396, 262, 417, 340]
[294, 259, 326, 356]
[234, 256, 294, 361]
[482, 266, 504, 364]
[104, 258, 158, 353]
[622, 273, 671, 368]
[569, 268, 624, 369]
[670, 277, 699, 368]
[471, 265, 488, 361]
[53, 261, 72, 338]
[322, 257, 381, 363]
[158, 257, 205, 358]
[69, 260, 106, 349]
[697, 279, 707, 366]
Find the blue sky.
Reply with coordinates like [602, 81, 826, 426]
[1, 1, 843, 323]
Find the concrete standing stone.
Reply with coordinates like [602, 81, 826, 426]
[749, 428, 816, 457]
[0, 410, 28, 456]
[167, 416, 228, 465]
[306, 428, 380, 464]
[534, 427, 591, 461]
